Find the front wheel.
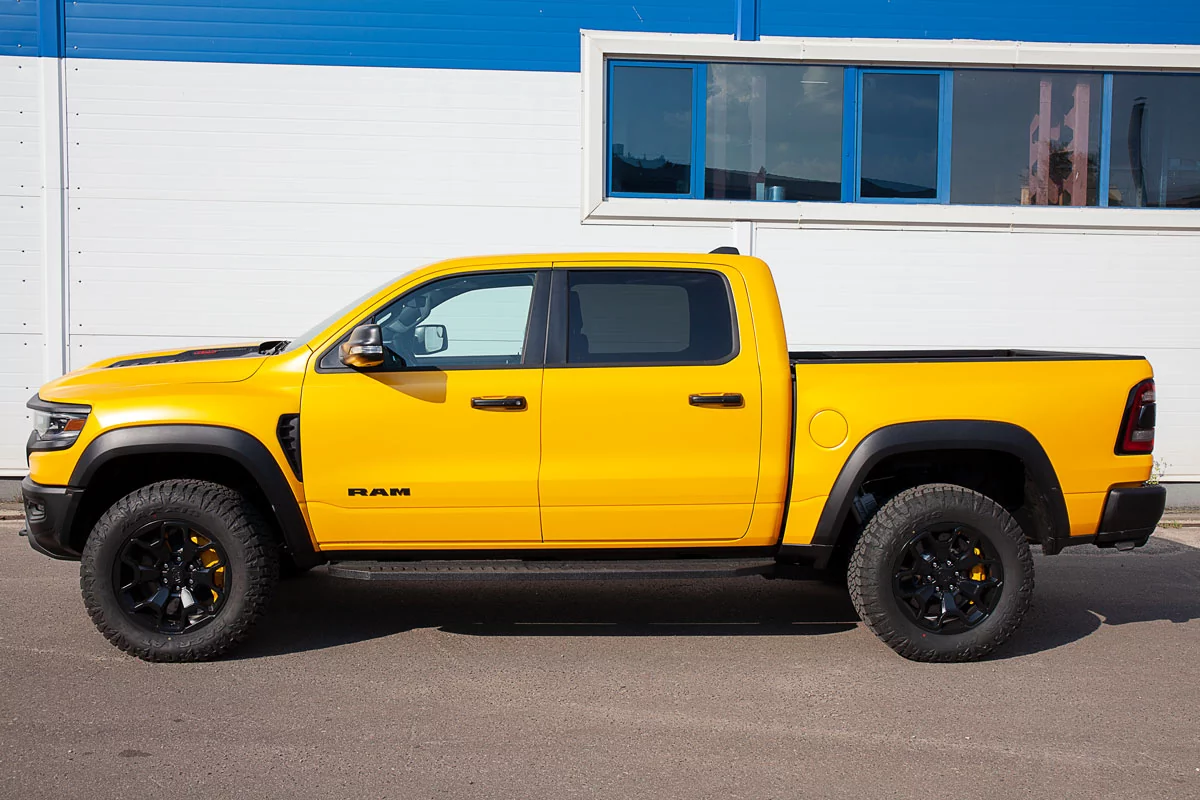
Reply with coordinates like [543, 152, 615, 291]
[80, 479, 279, 662]
[848, 483, 1034, 662]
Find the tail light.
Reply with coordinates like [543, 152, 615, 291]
[1116, 379, 1156, 455]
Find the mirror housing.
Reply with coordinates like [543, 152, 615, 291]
[412, 324, 448, 356]
[339, 324, 385, 368]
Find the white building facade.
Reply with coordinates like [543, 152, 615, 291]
[2, 1, 1198, 484]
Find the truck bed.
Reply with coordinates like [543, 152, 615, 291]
[789, 349, 1143, 364]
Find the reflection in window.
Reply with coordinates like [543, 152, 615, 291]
[705, 64, 843, 202]
[952, 71, 1101, 206]
[1109, 75, 1200, 208]
[609, 65, 693, 195]
[860, 73, 940, 199]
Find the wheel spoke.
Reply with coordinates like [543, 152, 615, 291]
[135, 530, 172, 563]
[133, 563, 161, 584]
[133, 585, 171, 617]
[959, 577, 1002, 602]
[939, 592, 968, 627]
[190, 566, 223, 593]
[954, 549, 983, 571]
[903, 583, 938, 607]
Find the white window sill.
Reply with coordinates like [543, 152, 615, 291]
[585, 197, 1200, 232]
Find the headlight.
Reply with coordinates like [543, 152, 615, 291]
[27, 396, 91, 451]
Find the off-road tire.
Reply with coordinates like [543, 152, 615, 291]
[848, 483, 1034, 662]
[80, 479, 279, 662]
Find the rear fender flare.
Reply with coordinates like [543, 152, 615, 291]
[808, 420, 1069, 550]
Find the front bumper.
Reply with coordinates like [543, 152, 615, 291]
[1045, 485, 1166, 554]
[20, 476, 84, 560]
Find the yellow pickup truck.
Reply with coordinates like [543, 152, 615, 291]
[21, 250, 1164, 663]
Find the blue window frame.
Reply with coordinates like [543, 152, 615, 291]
[607, 61, 707, 199]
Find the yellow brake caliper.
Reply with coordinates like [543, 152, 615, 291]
[968, 547, 987, 583]
[190, 533, 226, 603]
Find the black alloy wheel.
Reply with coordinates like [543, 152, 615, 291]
[82, 479, 279, 662]
[114, 519, 230, 634]
[848, 483, 1034, 662]
[891, 523, 1004, 634]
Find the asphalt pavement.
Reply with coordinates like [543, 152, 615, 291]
[1, 514, 1198, 799]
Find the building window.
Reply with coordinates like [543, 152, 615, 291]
[602, 54, 1200, 212]
[1108, 74, 1200, 208]
[952, 71, 1102, 206]
[706, 64, 843, 202]
[858, 71, 944, 201]
[609, 63, 698, 196]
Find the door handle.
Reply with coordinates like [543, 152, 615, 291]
[689, 393, 744, 408]
[471, 396, 527, 410]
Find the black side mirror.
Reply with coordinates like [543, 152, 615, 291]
[339, 324, 385, 369]
[412, 324, 448, 356]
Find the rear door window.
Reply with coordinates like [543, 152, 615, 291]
[565, 270, 736, 365]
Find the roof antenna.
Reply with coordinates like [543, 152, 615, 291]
[709, 246, 740, 255]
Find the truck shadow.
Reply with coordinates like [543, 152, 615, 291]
[998, 535, 1200, 659]
[235, 535, 1200, 661]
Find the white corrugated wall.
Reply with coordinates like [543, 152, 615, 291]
[0, 58, 44, 474]
[1, 57, 1197, 480]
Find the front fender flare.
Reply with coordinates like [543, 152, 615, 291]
[70, 424, 320, 568]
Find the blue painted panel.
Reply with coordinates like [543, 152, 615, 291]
[61, 0, 734, 71]
[735, 0, 758, 41]
[761, 0, 1200, 46]
[0, 0, 39, 56]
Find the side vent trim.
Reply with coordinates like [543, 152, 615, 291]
[276, 414, 302, 481]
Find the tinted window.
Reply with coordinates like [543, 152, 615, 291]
[705, 64, 843, 202]
[859, 73, 940, 199]
[610, 65, 693, 195]
[566, 271, 735, 365]
[952, 71, 1101, 206]
[1109, 74, 1200, 208]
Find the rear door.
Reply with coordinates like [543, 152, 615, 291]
[538, 264, 763, 544]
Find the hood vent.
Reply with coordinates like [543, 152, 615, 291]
[110, 345, 262, 368]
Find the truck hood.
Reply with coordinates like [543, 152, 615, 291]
[37, 341, 280, 403]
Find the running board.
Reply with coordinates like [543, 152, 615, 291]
[326, 558, 778, 582]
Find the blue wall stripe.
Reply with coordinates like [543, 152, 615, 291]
[10, 0, 1200, 69]
[0, 0, 40, 56]
[760, 0, 1200, 46]
[37, 0, 63, 57]
[60, 0, 735, 71]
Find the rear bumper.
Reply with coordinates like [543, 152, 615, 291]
[19, 476, 83, 560]
[1045, 485, 1166, 554]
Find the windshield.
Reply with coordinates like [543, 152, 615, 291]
[280, 273, 412, 353]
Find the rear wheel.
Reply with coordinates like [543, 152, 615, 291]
[80, 479, 279, 662]
[848, 483, 1034, 662]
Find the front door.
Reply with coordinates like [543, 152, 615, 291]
[302, 268, 549, 549]
[538, 266, 763, 544]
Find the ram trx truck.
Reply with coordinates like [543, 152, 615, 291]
[21, 250, 1166, 662]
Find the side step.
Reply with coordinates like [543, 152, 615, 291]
[326, 558, 777, 582]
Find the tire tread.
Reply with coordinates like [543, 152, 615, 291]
[80, 479, 278, 662]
